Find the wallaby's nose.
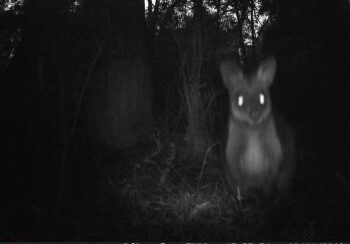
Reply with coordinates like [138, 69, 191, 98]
[250, 108, 261, 120]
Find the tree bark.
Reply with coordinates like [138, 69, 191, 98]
[233, 0, 247, 64]
[180, 0, 211, 161]
[85, 0, 152, 149]
[250, 0, 256, 63]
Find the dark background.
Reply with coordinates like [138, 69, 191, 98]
[0, 0, 349, 241]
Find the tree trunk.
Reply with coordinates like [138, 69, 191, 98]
[233, 1, 247, 64]
[250, 0, 256, 64]
[85, 0, 152, 149]
[216, 0, 221, 30]
[181, 0, 211, 161]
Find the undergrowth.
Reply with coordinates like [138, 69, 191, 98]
[99, 129, 302, 241]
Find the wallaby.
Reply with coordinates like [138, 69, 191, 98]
[220, 57, 296, 199]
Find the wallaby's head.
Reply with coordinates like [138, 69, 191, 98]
[220, 57, 276, 126]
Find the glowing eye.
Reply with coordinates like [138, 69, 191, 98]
[259, 93, 265, 105]
[238, 95, 244, 106]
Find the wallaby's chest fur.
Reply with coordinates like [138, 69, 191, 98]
[226, 116, 283, 195]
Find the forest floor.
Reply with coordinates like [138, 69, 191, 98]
[1, 123, 350, 241]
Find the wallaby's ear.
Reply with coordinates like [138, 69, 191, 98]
[220, 60, 243, 90]
[257, 57, 276, 87]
